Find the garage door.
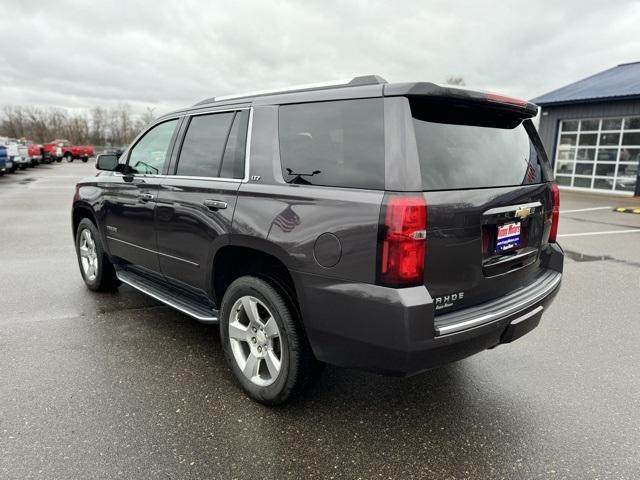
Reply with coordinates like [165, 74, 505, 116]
[554, 117, 639, 195]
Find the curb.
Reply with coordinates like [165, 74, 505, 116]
[614, 207, 640, 214]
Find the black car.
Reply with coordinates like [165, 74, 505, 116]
[71, 76, 563, 404]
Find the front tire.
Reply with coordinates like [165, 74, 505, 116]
[75, 218, 120, 291]
[65, 153, 73, 163]
[219, 276, 322, 405]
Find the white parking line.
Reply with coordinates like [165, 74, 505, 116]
[558, 229, 640, 238]
[560, 206, 612, 214]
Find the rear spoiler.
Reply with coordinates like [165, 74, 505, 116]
[384, 82, 538, 119]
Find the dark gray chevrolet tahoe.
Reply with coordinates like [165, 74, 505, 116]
[72, 76, 563, 404]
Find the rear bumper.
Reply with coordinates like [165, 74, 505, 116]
[294, 244, 563, 376]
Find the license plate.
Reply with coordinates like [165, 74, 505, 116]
[496, 222, 521, 252]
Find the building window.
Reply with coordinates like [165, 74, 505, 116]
[554, 117, 639, 194]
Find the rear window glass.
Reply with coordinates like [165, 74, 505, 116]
[177, 112, 235, 177]
[278, 98, 385, 190]
[412, 105, 542, 190]
[219, 110, 250, 179]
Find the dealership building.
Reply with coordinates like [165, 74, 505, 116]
[532, 62, 640, 196]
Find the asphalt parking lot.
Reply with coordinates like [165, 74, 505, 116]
[1, 163, 639, 480]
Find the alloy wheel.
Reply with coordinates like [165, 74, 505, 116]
[228, 296, 283, 387]
[78, 228, 98, 282]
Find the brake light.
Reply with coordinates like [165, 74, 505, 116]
[378, 194, 427, 286]
[549, 182, 560, 242]
[485, 92, 529, 107]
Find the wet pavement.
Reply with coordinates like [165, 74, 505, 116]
[1, 163, 639, 479]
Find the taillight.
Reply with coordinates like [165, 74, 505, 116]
[485, 92, 529, 107]
[549, 182, 560, 243]
[377, 194, 427, 287]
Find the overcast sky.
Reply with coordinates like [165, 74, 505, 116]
[1, 0, 639, 115]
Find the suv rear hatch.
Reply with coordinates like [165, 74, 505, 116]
[394, 85, 557, 315]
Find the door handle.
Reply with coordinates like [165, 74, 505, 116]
[203, 199, 228, 210]
[139, 192, 155, 202]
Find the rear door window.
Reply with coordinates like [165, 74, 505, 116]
[412, 104, 543, 190]
[176, 112, 235, 177]
[220, 110, 250, 179]
[278, 98, 385, 190]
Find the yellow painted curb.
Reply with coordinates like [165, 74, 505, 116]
[614, 207, 640, 214]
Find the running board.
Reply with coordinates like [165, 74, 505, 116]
[116, 270, 219, 323]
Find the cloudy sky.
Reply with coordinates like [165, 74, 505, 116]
[1, 0, 639, 115]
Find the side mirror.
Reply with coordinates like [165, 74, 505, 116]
[95, 154, 119, 171]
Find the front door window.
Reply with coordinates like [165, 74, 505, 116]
[127, 119, 178, 174]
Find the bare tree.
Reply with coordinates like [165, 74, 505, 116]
[90, 106, 107, 146]
[444, 76, 466, 86]
[0, 103, 157, 146]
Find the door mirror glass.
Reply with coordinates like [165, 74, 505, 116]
[96, 154, 119, 171]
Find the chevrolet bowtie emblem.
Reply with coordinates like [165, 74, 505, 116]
[514, 206, 533, 220]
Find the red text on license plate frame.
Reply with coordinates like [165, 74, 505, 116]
[496, 222, 521, 252]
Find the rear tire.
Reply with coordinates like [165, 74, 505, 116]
[75, 218, 120, 291]
[55, 157, 62, 163]
[219, 276, 323, 405]
[81, 156, 88, 163]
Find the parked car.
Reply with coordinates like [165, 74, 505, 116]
[102, 147, 126, 158]
[26, 141, 44, 166]
[0, 138, 29, 172]
[0, 145, 8, 175]
[43, 139, 94, 163]
[72, 76, 563, 405]
[15, 140, 30, 170]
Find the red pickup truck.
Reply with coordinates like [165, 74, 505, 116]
[26, 141, 44, 165]
[43, 139, 95, 163]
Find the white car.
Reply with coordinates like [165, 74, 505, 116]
[0, 138, 30, 170]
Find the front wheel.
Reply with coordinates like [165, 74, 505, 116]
[65, 154, 73, 163]
[75, 218, 120, 291]
[219, 276, 323, 405]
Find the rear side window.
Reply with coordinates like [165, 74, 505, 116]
[412, 103, 543, 190]
[279, 98, 385, 189]
[176, 110, 248, 179]
[220, 110, 250, 179]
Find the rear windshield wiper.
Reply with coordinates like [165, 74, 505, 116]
[285, 168, 321, 185]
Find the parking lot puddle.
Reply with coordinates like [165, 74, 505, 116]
[564, 249, 640, 268]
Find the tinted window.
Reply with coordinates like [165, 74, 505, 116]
[128, 119, 178, 174]
[220, 110, 250, 179]
[279, 99, 385, 190]
[413, 115, 541, 191]
[177, 112, 235, 177]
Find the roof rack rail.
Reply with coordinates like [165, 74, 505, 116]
[194, 75, 387, 106]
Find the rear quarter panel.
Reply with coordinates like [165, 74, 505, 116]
[232, 105, 383, 284]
